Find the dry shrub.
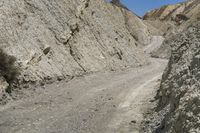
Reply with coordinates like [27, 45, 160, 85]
[0, 49, 19, 84]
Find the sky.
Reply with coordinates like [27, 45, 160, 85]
[120, 0, 186, 17]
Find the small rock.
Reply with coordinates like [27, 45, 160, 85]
[43, 46, 51, 55]
[108, 97, 113, 100]
[130, 120, 137, 124]
[57, 76, 64, 81]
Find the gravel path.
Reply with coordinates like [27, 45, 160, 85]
[0, 58, 167, 133]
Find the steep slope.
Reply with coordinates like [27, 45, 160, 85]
[144, 0, 200, 33]
[143, 0, 199, 25]
[0, 0, 152, 94]
[155, 22, 200, 133]
[144, 0, 200, 58]
[120, 9, 153, 46]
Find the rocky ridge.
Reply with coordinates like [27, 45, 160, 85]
[143, 0, 200, 25]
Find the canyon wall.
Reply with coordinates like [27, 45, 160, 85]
[156, 22, 200, 133]
[0, 0, 152, 88]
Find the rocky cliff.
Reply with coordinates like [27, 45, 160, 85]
[155, 22, 200, 133]
[144, 0, 200, 58]
[142, 1, 200, 132]
[0, 0, 153, 98]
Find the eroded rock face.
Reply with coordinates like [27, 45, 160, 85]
[145, 0, 200, 59]
[121, 9, 152, 46]
[143, 0, 200, 24]
[156, 23, 200, 133]
[0, 0, 150, 85]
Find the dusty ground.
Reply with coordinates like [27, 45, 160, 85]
[144, 36, 165, 54]
[0, 58, 167, 133]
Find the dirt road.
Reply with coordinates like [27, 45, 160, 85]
[0, 58, 167, 133]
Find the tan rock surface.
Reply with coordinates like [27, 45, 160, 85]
[155, 23, 200, 133]
[144, 0, 200, 59]
[0, 0, 152, 86]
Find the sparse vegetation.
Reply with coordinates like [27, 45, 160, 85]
[0, 49, 19, 85]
